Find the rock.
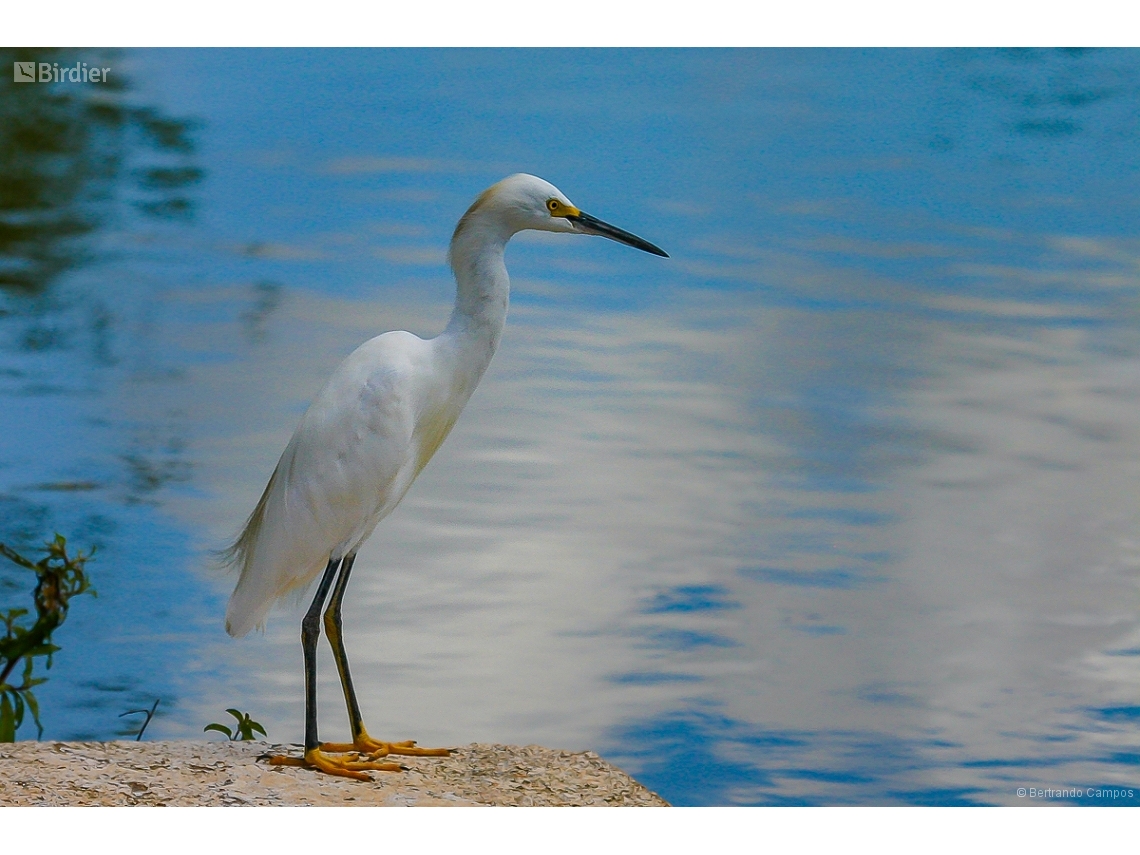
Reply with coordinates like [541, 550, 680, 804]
[0, 741, 668, 806]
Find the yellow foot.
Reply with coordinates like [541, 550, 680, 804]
[321, 730, 452, 760]
[268, 746, 403, 781]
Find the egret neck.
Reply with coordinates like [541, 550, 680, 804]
[438, 200, 514, 401]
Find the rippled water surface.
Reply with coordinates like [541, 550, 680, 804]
[3, 48, 1140, 805]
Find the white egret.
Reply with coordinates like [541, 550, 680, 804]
[224, 174, 667, 779]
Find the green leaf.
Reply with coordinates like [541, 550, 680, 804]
[24, 689, 43, 739]
[11, 692, 24, 732]
[203, 723, 233, 739]
[225, 708, 243, 721]
[9, 644, 58, 664]
[0, 693, 14, 742]
[0, 543, 38, 571]
[250, 721, 267, 738]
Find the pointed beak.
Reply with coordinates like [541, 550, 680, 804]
[566, 210, 669, 258]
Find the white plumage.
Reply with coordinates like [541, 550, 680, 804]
[225, 333, 432, 636]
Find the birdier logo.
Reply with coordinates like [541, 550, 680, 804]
[13, 61, 110, 83]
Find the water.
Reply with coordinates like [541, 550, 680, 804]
[2, 48, 1140, 805]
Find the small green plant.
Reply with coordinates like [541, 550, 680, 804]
[0, 535, 95, 741]
[205, 708, 267, 741]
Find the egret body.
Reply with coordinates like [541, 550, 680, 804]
[225, 174, 667, 778]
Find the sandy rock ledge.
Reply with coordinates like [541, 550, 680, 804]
[0, 741, 668, 806]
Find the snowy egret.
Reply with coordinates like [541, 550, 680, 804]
[223, 174, 667, 779]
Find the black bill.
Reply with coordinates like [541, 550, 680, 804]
[567, 210, 669, 258]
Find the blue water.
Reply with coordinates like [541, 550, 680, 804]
[2, 48, 1140, 805]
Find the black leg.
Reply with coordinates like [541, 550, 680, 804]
[302, 556, 342, 753]
[323, 552, 366, 740]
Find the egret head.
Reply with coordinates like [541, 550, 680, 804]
[459, 173, 668, 257]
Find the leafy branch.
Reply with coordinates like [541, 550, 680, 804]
[0, 535, 95, 741]
[205, 708, 267, 741]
